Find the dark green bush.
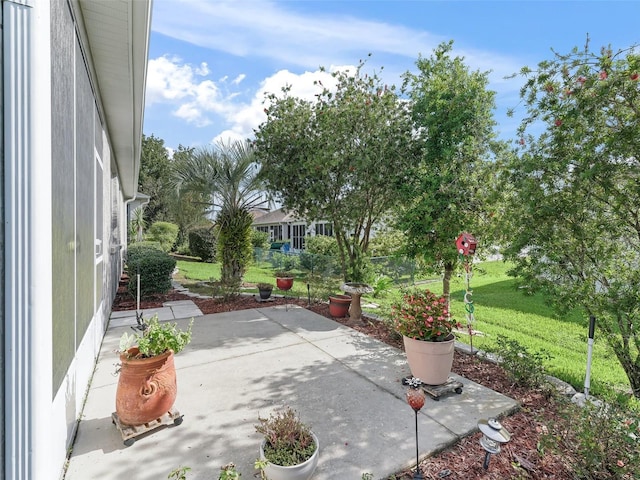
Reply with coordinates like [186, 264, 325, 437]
[125, 245, 176, 298]
[188, 225, 216, 262]
[145, 221, 179, 252]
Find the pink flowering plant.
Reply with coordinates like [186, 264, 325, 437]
[391, 289, 458, 342]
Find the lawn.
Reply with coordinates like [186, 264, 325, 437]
[173, 257, 632, 398]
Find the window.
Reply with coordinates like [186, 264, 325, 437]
[315, 223, 333, 237]
[291, 224, 306, 250]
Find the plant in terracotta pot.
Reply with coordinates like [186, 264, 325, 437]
[116, 315, 193, 428]
[255, 407, 319, 480]
[257, 282, 274, 300]
[274, 271, 294, 291]
[391, 289, 459, 385]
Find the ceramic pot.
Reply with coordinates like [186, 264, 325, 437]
[276, 277, 294, 291]
[259, 432, 319, 480]
[403, 335, 455, 385]
[259, 288, 272, 300]
[115, 347, 177, 425]
[328, 294, 351, 317]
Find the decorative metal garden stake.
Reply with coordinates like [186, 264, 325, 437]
[456, 232, 477, 353]
[478, 418, 511, 470]
[405, 377, 426, 479]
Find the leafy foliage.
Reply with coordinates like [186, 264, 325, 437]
[188, 225, 217, 262]
[120, 315, 193, 358]
[397, 41, 498, 296]
[501, 38, 640, 397]
[255, 407, 316, 467]
[146, 221, 179, 252]
[255, 58, 417, 282]
[173, 139, 265, 284]
[125, 245, 176, 297]
[488, 335, 551, 388]
[391, 289, 456, 341]
[547, 396, 640, 479]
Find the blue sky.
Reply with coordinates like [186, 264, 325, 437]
[144, 0, 640, 151]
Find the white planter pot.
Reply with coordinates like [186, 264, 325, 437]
[403, 335, 455, 385]
[259, 432, 319, 480]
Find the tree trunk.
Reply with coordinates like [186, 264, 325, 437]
[442, 261, 454, 298]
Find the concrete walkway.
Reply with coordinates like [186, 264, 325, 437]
[64, 302, 518, 480]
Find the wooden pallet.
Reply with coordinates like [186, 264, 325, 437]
[422, 378, 463, 401]
[112, 408, 183, 446]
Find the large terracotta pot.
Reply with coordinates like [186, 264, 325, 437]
[276, 277, 294, 291]
[403, 335, 455, 386]
[115, 347, 177, 425]
[259, 432, 319, 480]
[328, 294, 351, 317]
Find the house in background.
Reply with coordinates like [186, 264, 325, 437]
[252, 207, 334, 251]
[1, 1, 151, 478]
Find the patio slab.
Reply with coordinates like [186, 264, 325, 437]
[64, 304, 517, 480]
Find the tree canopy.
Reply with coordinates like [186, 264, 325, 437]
[396, 41, 498, 295]
[254, 60, 417, 281]
[501, 39, 640, 397]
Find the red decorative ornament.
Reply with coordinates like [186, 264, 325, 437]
[456, 233, 477, 256]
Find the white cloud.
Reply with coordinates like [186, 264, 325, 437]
[232, 74, 246, 85]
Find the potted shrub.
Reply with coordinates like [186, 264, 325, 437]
[257, 282, 274, 300]
[255, 407, 319, 480]
[391, 289, 459, 385]
[328, 294, 351, 317]
[116, 315, 193, 426]
[274, 271, 294, 291]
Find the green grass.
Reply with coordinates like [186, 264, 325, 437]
[173, 257, 632, 398]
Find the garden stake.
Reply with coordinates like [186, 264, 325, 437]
[456, 233, 477, 354]
[405, 377, 426, 479]
[584, 315, 596, 396]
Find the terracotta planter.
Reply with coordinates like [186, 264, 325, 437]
[259, 432, 319, 480]
[328, 294, 351, 318]
[115, 347, 177, 426]
[403, 335, 455, 386]
[276, 277, 294, 291]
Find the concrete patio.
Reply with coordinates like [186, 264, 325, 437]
[63, 301, 518, 480]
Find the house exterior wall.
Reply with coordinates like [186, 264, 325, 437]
[2, 0, 140, 478]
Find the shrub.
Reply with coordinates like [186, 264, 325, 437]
[547, 396, 640, 479]
[188, 225, 217, 262]
[488, 335, 551, 388]
[125, 244, 176, 297]
[251, 229, 270, 249]
[146, 221, 179, 252]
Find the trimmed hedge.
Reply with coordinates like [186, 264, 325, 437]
[125, 244, 176, 297]
[188, 226, 217, 262]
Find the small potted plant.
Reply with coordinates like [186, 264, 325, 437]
[391, 289, 460, 385]
[274, 271, 294, 291]
[255, 407, 319, 480]
[257, 282, 274, 300]
[116, 315, 193, 427]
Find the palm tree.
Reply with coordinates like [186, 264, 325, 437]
[172, 139, 266, 284]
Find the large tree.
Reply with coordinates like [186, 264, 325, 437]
[172, 139, 265, 284]
[501, 40, 640, 397]
[254, 60, 417, 281]
[139, 134, 173, 225]
[397, 41, 498, 296]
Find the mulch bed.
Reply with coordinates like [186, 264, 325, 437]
[111, 286, 575, 479]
